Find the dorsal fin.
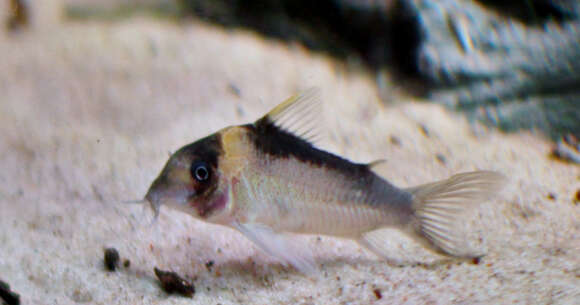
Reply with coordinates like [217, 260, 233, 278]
[257, 87, 322, 143]
[248, 88, 369, 176]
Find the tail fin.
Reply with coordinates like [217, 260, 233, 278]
[405, 171, 506, 258]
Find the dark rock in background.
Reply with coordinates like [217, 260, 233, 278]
[56, 0, 580, 139]
[177, 0, 397, 67]
[401, 0, 580, 139]
[175, 0, 580, 139]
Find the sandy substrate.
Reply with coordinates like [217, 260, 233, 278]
[0, 17, 579, 305]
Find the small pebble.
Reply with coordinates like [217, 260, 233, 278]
[389, 135, 401, 146]
[0, 279, 20, 305]
[419, 124, 430, 137]
[236, 104, 245, 117]
[154, 268, 195, 298]
[6, 0, 29, 31]
[435, 153, 446, 165]
[546, 193, 556, 200]
[104, 248, 120, 271]
[123, 259, 131, 268]
[228, 83, 241, 97]
[574, 189, 580, 205]
[373, 288, 382, 300]
[70, 288, 92, 303]
[205, 260, 214, 272]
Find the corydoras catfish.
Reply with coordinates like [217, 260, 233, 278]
[144, 89, 504, 272]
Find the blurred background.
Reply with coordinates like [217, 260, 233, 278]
[4, 0, 579, 139]
[1, 1, 579, 304]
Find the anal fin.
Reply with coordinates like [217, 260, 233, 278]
[233, 222, 316, 274]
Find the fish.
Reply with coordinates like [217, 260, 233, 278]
[144, 88, 505, 272]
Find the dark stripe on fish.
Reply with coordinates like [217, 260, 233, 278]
[178, 134, 223, 170]
[246, 117, 370, 180]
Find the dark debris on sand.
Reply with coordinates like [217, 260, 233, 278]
[154, 268, 195, 298]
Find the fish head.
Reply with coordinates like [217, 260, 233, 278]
[145, 133, 229, 220]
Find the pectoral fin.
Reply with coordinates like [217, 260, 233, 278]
[233, 222, 316, 273]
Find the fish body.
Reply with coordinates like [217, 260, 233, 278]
[145, 89, 504, 271]
[218, 122, 415, 235]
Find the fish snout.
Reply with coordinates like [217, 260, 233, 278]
[145, 183, 163, 218]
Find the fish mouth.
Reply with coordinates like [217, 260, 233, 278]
[145, 181, 198, 220]
[145, 174, 171, 220]
[145, 188, 162, 221]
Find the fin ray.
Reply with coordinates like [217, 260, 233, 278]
[233, 222, 317, 274]
[359, 171, 505, 263]
[405, 170, 506, 257]
[357, 230, 409, 266]
[258, 87, 323, 144]
[368, 159, 387, 169]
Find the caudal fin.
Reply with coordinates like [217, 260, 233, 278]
[405, 170, 505, 258]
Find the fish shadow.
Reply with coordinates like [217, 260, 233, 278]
[197, 254, 473, 284]
[120, 253, 480, 299]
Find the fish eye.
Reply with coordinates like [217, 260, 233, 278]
[191, 161, 210, 182]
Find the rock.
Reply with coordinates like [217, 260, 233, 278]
[175, 0, 580, 139]
[393, 0, 580, 139]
